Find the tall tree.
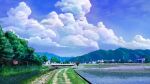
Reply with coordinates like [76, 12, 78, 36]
[0, 26, 14, 65]
[5, 31, 25, 60]
[41, 55, 48, 63]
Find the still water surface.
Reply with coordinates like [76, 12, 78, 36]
[77, 68, 150, 84]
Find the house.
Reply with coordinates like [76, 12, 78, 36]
[136, 58, 145, 63]
[44, 60, 51, 65]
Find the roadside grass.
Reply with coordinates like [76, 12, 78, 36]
[22, 66, 55, 84]
[143, 63, 150, 66]
[82, 63, 118, 68]
[82, 63, 150, 68]
[27, 68, 58, 84]
[0, 65, 49, 76]
[66, 68, 88, 84]
[0, 65, 51, 84]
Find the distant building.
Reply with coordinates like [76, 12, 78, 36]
[92, 61, 96, 64]
[128, 59, 133, 63]
[137, 58, 145, 63]
[99, 59, 104, 63]
[45, 60, 51, 65]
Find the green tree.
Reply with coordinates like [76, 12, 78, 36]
[33, 55, 43, 65]
[5, 31, 26, 60]
[0, 25, 48, 66]
[145, 55, 150, 63]
[50, 56, 60, 63]
[0, 27, 14, 65]
[41, 55, 48, 63]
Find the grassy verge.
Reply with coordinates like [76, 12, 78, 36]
[82, 63, 150, 68]
[22, 66, 54, 84]
[66, 68, 88, 84]
[0, 65, 50, 84]
[0, 65, 49, 76]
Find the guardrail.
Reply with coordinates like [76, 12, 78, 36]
[50, 64, 75, 66]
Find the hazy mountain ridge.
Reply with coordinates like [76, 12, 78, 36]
[69, 48, 150, 63]
[36, 52, 73, 62]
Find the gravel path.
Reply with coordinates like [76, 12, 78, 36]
[52, 68, 71, 84]
[31, 68, 71, 84]
[63, 68, 71, 84]
[31, 70, 57, 84]
[52, 69, 64, 84]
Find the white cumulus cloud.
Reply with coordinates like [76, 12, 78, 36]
[55, 0, 92, 18]
[0, 0, 150, 56]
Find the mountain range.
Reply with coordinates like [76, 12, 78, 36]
[36, 52, 73, 62]
[36, 48, 150, 63]
[68, 48, 150, 63]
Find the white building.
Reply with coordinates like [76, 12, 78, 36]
[45, 60, 51, 65]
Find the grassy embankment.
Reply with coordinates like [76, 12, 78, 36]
[48, 68, 88, 84]
[66, 68, 88, 84]
[83, 63, 150, 68]
[0, 65, 52, 84]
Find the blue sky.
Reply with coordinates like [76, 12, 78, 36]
[87, 0, 150, 40]
[0, 0, 150, 56]
[1, 0, 150, 40]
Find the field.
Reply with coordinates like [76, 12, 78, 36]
[0, 65, 88, 84]
[0, 66, 53, 84]
[1, 63, 150, 84]
[76, 63, 150, 84]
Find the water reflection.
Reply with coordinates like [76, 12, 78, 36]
[77, 68, 150, 84]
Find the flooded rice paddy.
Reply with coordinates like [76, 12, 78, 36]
[76, 64, 150, 84]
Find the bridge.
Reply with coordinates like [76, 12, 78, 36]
[50, 64, 75, 67]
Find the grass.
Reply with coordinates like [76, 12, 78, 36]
[0, 65, 49, 76]
[0, 65, 51, 84]
[82, 63, 150, 68]
[66, 68, 88, 84]
[143, 63, 150, 66]
[22, 66, 54, 84]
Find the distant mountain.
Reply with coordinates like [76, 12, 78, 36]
[69, 48, 150, 63]
[36, 52, 73, 62]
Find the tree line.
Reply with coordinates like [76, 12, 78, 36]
[0, 26, 48, 66]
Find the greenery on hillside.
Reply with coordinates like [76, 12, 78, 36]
[0, 26, 48, 66]
[36, 52, 73, 62]
[69, 48, 150, 63]
[50, 56, 60, 63]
